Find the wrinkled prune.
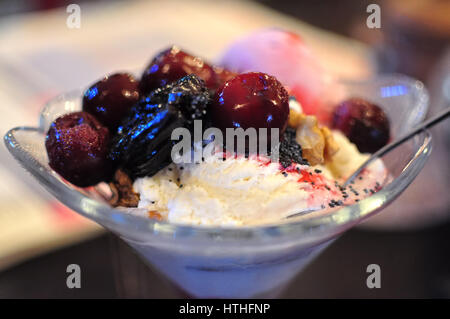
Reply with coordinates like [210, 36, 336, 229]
[146, 74, 210, 127]
[110, 75, 211, 178]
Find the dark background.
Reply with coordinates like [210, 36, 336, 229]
[0, 0, 449, 298]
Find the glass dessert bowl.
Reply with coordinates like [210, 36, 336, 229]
[5, 73, 430, 298]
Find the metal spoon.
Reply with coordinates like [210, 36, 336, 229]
[286, 105, 450, 220]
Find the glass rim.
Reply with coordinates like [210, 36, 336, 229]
[3, 74, 432, 244]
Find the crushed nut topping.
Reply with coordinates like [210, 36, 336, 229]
[109, 169, 140, 207]
[289, 109, 339, 166]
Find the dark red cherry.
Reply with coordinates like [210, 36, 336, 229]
[82, 73, 140, 130]
[45, 112, 114, 187]
[139, 47, 217, 95]
[332, 98, 390, 153]
[211, 72, 289, 140]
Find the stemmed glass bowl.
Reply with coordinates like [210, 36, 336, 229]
[4, 74, 430, 298]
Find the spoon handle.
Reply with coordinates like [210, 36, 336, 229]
[343, 105, 450, 187]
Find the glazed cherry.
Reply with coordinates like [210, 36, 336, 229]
[332, 98, 390, 153]
[211, 72, 289, 141]
[45, 112, 114, 187]
[140, 47, 217, 95]
[82, 73, 140, 130]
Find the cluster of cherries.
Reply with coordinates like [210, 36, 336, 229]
[45, 47, 292, 187]
[46, 46, 390, 188]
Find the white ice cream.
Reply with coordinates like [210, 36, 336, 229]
[135, 155, 323, 226]
[133, 130, 385, 226]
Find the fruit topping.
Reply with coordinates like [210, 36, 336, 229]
[110, 75, 211, 178]
[220, 29, 326, 122]
[82, 73, 140, 130]
[211, 72, 289, 141]
[110, 103, 185, 179]
[45, 111, 113, 187]
[142, 74, 210, 127]
[332, 98, 390, 153]
[139, 46, 217, 95]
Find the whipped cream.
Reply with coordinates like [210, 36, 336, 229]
[135, 155, 325, 226]
[133, 131, 385, 226]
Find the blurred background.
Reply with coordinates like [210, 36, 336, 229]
[0, 0, 448, 298]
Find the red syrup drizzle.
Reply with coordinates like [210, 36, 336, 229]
[219, 152, 360, 200]
[218, 152, 390, 209]
[281, 164, 332, 190]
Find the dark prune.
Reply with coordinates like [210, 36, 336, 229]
[145, 74, 210, 127]
[110, 75, 211, 178]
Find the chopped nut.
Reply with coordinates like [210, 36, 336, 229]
[321, 126, 340, 161]
[109, 169, 140, 207]
[288, 107, 304, 128]
[294, 114, 340, 166]
[295, 114, 325, 165]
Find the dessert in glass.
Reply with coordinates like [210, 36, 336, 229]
[4, 29, 430, 298]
